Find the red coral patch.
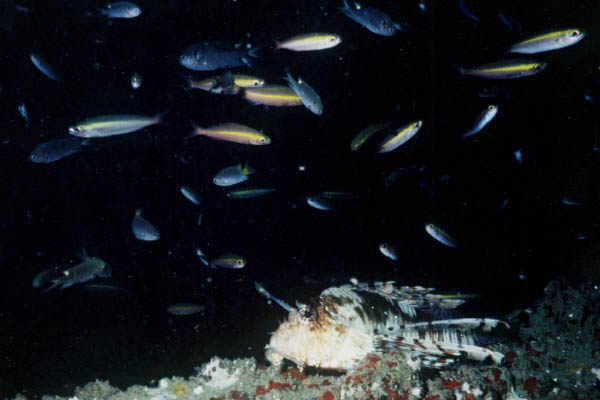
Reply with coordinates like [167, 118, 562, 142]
[317, 390, 335, 400]
[282, 368, 306, 381]
[440, 377, 461, 390]
[523, 377, 538, 397]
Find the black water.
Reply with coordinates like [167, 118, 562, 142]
[2, 0, 600, 397]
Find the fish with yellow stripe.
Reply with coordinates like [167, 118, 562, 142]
[459, 59, 546, 79]
[242, 85, 303, 106]
[68, 113, 165, 138]
[275, 33, 342, 52]
[508, 28, 584, 54]
[378, 120, 423, 153]
[188, 122, 271, 145]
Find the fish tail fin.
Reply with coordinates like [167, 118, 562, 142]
[186, 121, 200, 139]
[338, 0, 350, 13]
[181, 73, 194, 91]
[42, 280, 60, 293]
[241, 57, 255, 69]
[461, 128, 474, 139]
[242, 162, 255, 176]
[273, 38, 281, 52]
[78, 248, 89, 260]
[153, 110, 169, 125]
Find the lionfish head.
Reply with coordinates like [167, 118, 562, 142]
[268, 303, 330, 368]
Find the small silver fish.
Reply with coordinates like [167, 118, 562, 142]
[210, 253, 246, 269]
[29, 138, 90, 163]
[69, 113, 164, 138]
[459, 60, 546, 79]
[514, 148, 523, 164]
[509, 29, 584, 54]
[379, 243, 398, 260]
[167, 303, 204, 316]
[425, 222, 456, 248]
[42, 255, 111, 293]
[97, 2, 141, 19]
[131, 72, 142, 89]
[213, 163, 255, 187]
[378, 120, 423, 153]
[179, 186, 203, 206]
[131, 209, 160, 241]
[339, 0, 400, 36]
[462, 104, 498, 139]
[179, 41, 259, 71]
[306, 195, 333, 210]
[283, 70, 323, 115]
[227, 188, 275, 199]
[18, 103, 30, 127]
[30, 53, 62, 82]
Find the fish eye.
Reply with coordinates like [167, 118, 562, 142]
[488, 105, 495, 110]
[571, 30, 580, 37]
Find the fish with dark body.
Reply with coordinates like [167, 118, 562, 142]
[42, 256, 111, 293]
[30, 53, 62, 82]
[97, 2, 141, 19]
[264, 280, 507, 371]
[179, 41, 259, 71]
[339, 0, 401, 36]
[29, 138, 90, 163]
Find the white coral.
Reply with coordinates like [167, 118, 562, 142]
[202, 358, 239, 389]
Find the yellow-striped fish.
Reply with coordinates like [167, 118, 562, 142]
[378, 120, 423, 153]
[351, 122, 390, 151]
[275, 33, 342, 52]
[232, 74, 266, 88]
[242, 85, 303, 106]
[187, 74, 265, 93]
[68, 113, 164, 138]
[459, 60, 546, 79]
[509, 29, 584, 54]
[188, 122, 271, 145]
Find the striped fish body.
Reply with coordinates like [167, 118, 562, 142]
[191, 122, 270, 145]
[378, 120, 422, 153]
[509, 29, 584, 54]
[275, 33, 342, 51]
[69, 114, 162, 138]
[267, 281, 507, 371]
[460, 60, 546, 79]
[242, 85, 303, 106]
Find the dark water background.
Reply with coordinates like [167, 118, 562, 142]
[2, 0, 600, 397]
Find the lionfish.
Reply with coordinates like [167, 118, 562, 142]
[256, 280, 508, 371]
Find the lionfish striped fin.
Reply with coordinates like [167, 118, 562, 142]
[375, 334, 505, 365]
[342, 280, 475, 310]
[401, 318, 509, 332]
